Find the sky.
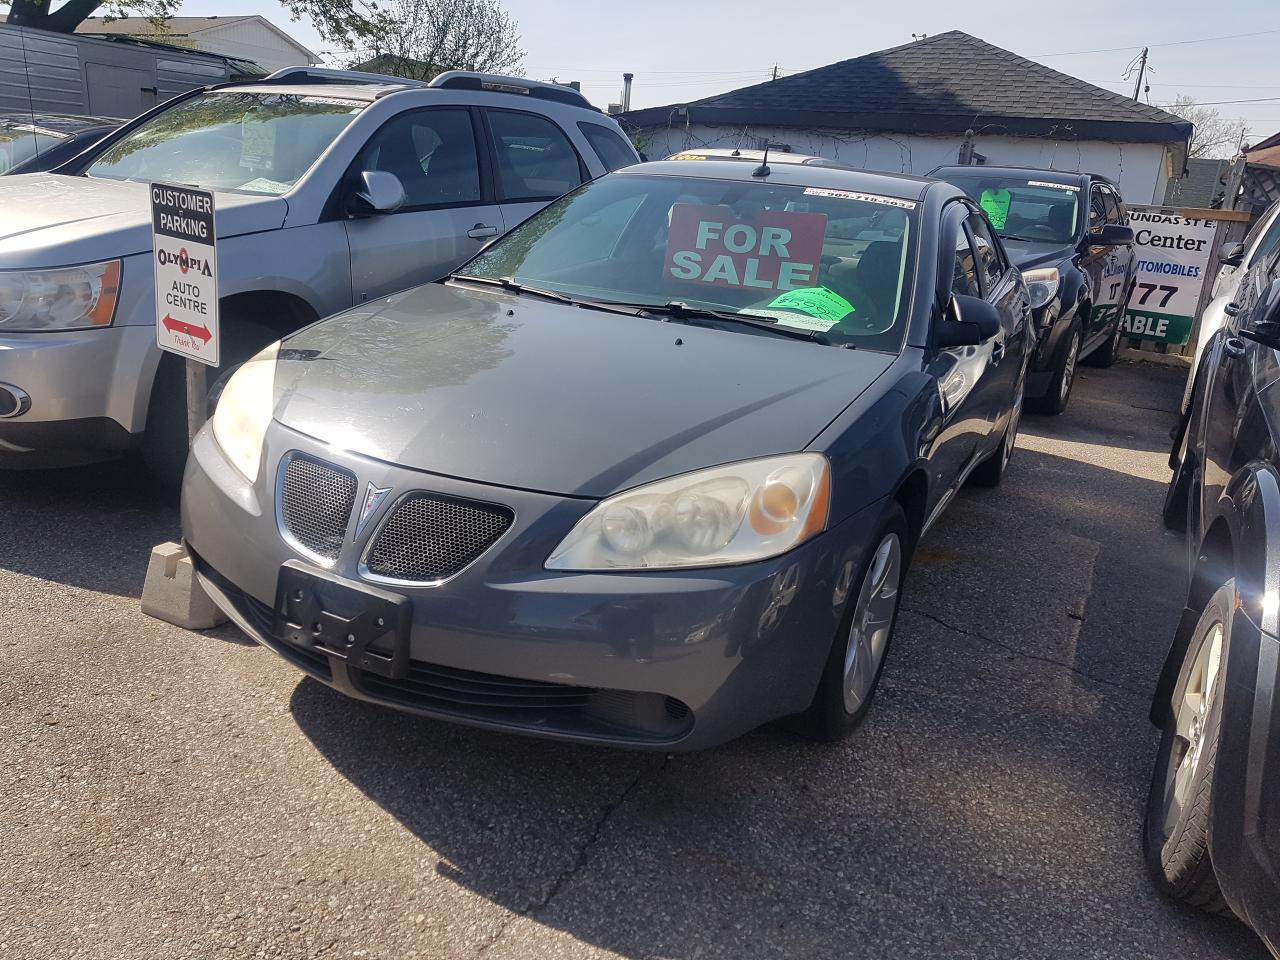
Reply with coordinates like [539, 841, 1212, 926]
[16, 0, 1280, 138]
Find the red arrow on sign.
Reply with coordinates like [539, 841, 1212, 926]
[162, 314, 212, 344]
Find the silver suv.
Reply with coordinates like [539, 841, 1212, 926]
[0, 67, 637, 479]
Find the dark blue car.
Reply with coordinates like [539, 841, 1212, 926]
[182, 153, 1031, 749]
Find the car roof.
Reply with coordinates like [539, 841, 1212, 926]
[930, 164, 1094, 187]
[626, 156, 936, 201]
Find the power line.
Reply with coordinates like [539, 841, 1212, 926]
[1157, 96, 1280, 107]
[1034, 26, 1280, 58]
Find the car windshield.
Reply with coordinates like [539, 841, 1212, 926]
[457, 173, 917, 351]
[0, 125, 63, 173]
[941, 173, 1081, 244]
[86, 92, 365, 195]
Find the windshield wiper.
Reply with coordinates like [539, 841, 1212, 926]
[448, 275, 652, 317]
[631, 300, 835, 346]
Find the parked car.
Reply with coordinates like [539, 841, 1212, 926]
[0, 67, 637, 481]
[1178, 197, 1280, 412]
[1149, 244, 1280, 956]
[0, 113, 121, 176]
[182, 153, 1031, 750]
[930, 165, 1136, 414]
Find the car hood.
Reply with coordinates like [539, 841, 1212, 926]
[1000, 238, 1076, 271]
[272, 283, 896, 498]
[0, 174, 287, 268]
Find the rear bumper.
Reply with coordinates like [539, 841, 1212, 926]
[183, 422, 880, 750]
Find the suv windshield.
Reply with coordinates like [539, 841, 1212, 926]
[458, 173, 916, 351]
[87, 92, 365, 195]
[941, 173, 1081, 244]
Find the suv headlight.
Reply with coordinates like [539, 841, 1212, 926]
[0, 260, 122, 331]
[212, 342, 279, 483]
[1021, 267, 1061, 310]
[546, 453, 831, 571]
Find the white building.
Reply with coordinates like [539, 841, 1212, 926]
[621, 32, 1191, 206]
[77, 15, 320, 75]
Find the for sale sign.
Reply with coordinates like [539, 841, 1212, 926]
[665, 204, 826, 293]
[1122, 207, 1217, 345]
[152, 183, 220, 366]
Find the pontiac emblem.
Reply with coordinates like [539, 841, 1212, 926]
[356, 483, 391, 536]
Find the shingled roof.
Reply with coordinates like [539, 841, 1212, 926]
[623, 31, 1192, 145]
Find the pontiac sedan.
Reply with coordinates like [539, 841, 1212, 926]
[182, 153, 1030, 749]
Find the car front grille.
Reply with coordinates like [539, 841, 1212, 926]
[364, 493, 513, 582]
[278, 455, 357, 562]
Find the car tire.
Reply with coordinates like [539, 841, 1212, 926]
[1085, 315, 1125, 368]
[969, 392, 1022, 488]
[797, 503, 911, 742]
[1029, 319, 1082, 416]
[141, 320, 278, 489]
[1143, 580, 1233, 916]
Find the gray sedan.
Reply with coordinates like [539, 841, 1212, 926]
[183, 153, 1031, 749]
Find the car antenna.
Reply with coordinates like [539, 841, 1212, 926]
[752, 143, 771, 178]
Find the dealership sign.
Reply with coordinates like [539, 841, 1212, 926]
[665, 204, 827, 292]
[152, 183, 220, 366]
[1122, 206, 1217, 345]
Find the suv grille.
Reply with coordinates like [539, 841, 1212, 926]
[365, 493, 513, 582]
[279, 455, 357, 561]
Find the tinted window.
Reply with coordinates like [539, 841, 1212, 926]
[360, 109, 480, 208]
[967, 215, 1005, 293]
[578, 122, 638, 173]
[488, 111, 582, 200]
[1249, 209, 1280, 266]
[1101, 187, 1122, 225]
[460, 173, 917, 352]
[1105, 186, 1129, 224]
[0, 128, 62, 173]
[1089, 187, 1108, 232]
[940, 172, 1080, 243]
[950, 219, 980, 298]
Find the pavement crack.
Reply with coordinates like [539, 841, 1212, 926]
[475, 754, 672, 957]
[902, 605, 1149, 699]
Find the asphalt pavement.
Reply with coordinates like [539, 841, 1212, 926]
[0, 357, 1272, 960]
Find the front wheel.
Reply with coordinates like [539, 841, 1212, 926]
[798, 503, 910, 742]
[1086, 315, 1125, 368]
[1143, 580, 1233, 915]
[1029, 320, 1081, 416]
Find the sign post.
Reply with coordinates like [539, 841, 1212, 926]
[150, 183, 219, 439]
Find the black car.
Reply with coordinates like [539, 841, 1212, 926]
[0, 113, 121, 176]
[931, 166, 1136, 414]
[1153, 244, 1280, 954]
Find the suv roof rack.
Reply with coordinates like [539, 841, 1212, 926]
[263, 66, 428, 88]
[427, 71, 597, 111]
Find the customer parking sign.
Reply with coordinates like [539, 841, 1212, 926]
[151, 183, 220, 366]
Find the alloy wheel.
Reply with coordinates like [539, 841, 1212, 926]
[1159, 619, 1225, 843]
[1060, 334, 1080, 404]
[842, 533, 903, 713]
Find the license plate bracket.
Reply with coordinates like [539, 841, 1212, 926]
[272, 560, 412, 679]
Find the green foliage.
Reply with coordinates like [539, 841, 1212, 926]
[5, 0, 180, 33]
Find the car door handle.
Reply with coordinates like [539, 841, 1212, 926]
[467, 223, 500, 239]
[991, 340, 1006, 362]
[1224, 337, 1247, 359]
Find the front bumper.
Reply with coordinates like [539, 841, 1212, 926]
[182, 422, 880, 750]
[0, 325, 159, 466]
[1025, 301, 1069, 399]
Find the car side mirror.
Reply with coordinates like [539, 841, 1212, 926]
[936, 294, 1002, 348]
[1086, 223, 1135, 247]
[346, 170, 405, 218]
[1219, 241, 1245, 268]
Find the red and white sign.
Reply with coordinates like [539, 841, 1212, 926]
[151, 183, 220, 366]
[664, 204, 826, 293]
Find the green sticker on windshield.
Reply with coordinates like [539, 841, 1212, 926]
[766, 286, 855, 327]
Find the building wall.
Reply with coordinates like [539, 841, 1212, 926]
[192, 21, 315, 73]
[636, 123, 1173, 205]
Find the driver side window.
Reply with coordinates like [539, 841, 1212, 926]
[950, 220, 981, 298]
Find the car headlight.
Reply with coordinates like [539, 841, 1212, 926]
[0, 260, 122, 331]
[546, 453, 831, 571]
[1021, 267, 1061, 310]
[211, 341, 279, 483]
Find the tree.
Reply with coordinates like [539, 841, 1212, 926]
[4, 0, 178, 33]
[281, 0, 523, 77]
[1169, 95, 1251, 160]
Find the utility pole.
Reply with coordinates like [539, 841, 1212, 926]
[1131, 46, 1149, 101]
[771, 64, 778, 80]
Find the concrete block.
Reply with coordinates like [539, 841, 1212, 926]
[141, 541, 229, 630]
